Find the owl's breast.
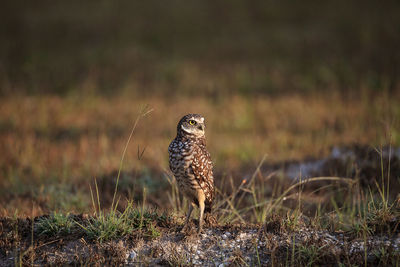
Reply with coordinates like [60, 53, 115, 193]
[168, 139, 193, 175]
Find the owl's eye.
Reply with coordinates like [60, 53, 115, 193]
[189, 120, 196, 125]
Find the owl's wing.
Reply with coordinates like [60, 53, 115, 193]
[190, 146, 215, 210]
[168, 139, 179, 174]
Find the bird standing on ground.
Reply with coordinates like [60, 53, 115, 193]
[168, 114, 215, 233]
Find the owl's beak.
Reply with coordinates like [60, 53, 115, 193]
[198, 125, 204, 131]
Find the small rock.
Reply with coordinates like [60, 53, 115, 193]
[126, 250, 137, 261]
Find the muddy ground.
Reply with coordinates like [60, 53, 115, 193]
[0, 214, 399, 266]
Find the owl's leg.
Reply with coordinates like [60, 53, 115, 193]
[197, 192, 206, 233]
[185, 203, 194, 226]
[181, 203, 194, 232]
[198, 201, 205, 234]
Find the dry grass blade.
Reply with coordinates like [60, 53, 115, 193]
[264, 176, 355, 215]
[111, 105, 153, 212]
[214, 154, 268, 212]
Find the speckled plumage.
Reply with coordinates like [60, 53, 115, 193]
[168, 114, 214, 232]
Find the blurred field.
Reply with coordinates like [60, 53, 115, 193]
[1, 0, 399, 95]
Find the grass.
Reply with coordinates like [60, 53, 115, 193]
[26, 130, 400, 262]
[32, 107, 165, 243]
[76, 106, 165, 242]
[35, 212, 76, 237]
[165, 247, 193, 267]
[80, 202, 163, 242]
[372, 246, 400, 266]
[163, 142, 399, 265]
[210, 154, 357, 226]
[296, 244, 327, 267]
[313, 146, 400, 239]
[33, 202, 167, 242]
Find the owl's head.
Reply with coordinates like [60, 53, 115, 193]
[177, 114, 206, 138]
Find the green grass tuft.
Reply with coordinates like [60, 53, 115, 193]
[296, 244, 327, 267]
[35, 212, 76, 236]
[79, 202, 165, 242]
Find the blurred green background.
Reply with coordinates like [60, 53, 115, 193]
[1, 0, 399, 96]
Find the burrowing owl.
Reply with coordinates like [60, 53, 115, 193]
[168, 114, 214, 233]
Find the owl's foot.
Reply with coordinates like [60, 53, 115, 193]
[204, 213, 218, 227]
[180, 220, 196, 234]
[180, 224, 188, 233]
